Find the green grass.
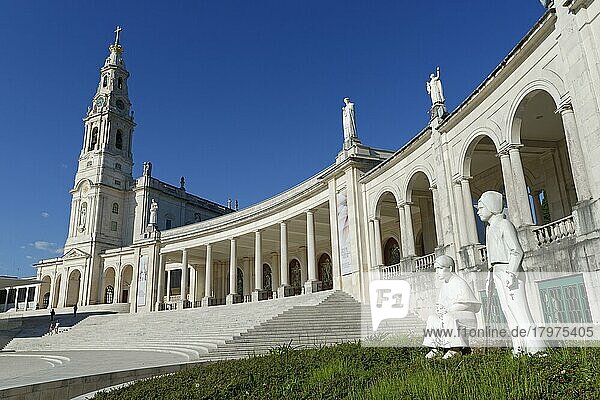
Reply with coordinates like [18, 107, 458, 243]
[93, 343, 600, 400]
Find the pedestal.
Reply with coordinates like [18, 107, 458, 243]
[251, 290, 269, 302]
[304, 280, 322, 294]
[277, 285, 295, 298]
[201, 296, 213, 307]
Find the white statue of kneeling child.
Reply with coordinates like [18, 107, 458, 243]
[423, 255, 481, 359]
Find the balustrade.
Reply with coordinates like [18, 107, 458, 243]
[414, 253, 436, 272]
[532, 215, 576, 246]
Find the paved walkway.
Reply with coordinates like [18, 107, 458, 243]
[0, 349, 187, 390]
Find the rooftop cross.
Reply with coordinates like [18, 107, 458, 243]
[114, 26, 123, 45]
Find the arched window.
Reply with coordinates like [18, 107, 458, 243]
[118, 77, 123, 89]
[262, 264, 272, 291]
[289, 259, 302, 296]
[116, 130, 123, 150]
[236, 268, 244, 295]
[104, 285, 114, 304]
[112, 203, 119, 214]
[102, 75, 108, 87]
[318, 254, 333, 290]
[383, 238, 401, 266]
[89, 127, 98, 151]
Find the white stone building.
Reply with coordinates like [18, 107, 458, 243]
[34, 3, 600, 326]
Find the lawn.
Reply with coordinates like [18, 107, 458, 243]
[93, 343, 600, 400]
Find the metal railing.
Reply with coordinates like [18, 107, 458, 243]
[532, 215, 576, 246]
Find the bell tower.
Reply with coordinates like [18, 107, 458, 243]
[62, 27, 136, 305]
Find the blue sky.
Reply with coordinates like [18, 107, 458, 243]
[0, 1, 545, 277]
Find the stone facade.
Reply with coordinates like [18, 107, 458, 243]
[34, 4, 600, 319]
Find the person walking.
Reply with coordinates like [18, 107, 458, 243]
[73, 303, 78, 317]
[50, 308, 55, 322]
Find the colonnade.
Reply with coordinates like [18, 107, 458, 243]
[155, 209, 326, 309]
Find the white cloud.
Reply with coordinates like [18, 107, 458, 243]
[31, 241, 63, 255]
[41, 212, 49, 218]
[33, 241, 56, 251]
[25, 255, 33, 259]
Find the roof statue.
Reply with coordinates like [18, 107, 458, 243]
[342, 97, 360, 148]
[427, 67, 448, 120]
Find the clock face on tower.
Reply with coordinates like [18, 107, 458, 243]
[95, 96, 105, 108]
[116, 99, 125, 110]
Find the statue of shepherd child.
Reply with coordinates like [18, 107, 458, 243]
[423, 255, 481, 359]
[476, 190, 546, 356]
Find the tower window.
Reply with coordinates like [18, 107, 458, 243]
[112, 203, 119, 214]
[89, 128, 98, 151]
[115, 163, 122, 171]
[118, 77, 123, 89]
[116, 130, 123, 150]
[114, 179, 121, 186]
[103, 75, 108, 87]
[165, 219, 172, 230]
[110, 221, 118, 231]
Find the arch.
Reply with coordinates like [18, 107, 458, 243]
[507, 87, 577, 222]
[371, 185, 402, 218]
[40, 275, 51, 308]
[401, 165, 436, 203]
[119, 265, 133, 303]
[405, 171, 439, 256]
[288, 259, 302, 296]
[507, 80, 563, 144]
[262, 264, 272, 291]
[117, 77, 123, 90]
[66, 269, 82, 307]
[112, 202, 119, 214]
[459, 128, 502, 178]
[102, 75, 108, 87]
[317, 253, 333, 290]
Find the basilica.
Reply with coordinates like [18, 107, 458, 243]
[30, 2, 600, 327]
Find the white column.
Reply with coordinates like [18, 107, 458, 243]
[508, 146, 534, 225]
[403, 203, 416, 256]
[271, 252, 280, 290]
[230, 238, 237, 295]
[461, 178, 479, 244]
[4, 289, 8, 311]
[254, 231, 262, 290]
[180, 249, 188, 302]
[368, 219, 376, 267]
[157, 254, 166, 305]
[280, 222, 288, 286]
[452, 182, 469, 247]
[499, 151, 521, 225]
[113, 266, 121, 304]
[372, 218, 383, 265]
[166, 270, 171, 300]
[189, 266, 197, 303]
[558, 103, 592, 201]
[204, 244, 213, 300]
[430, 186, 444, 247]
[306, 210, 317, 281]
[49, 276, 56, 309]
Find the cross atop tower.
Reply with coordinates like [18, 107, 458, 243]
[114, 26, 123, 45]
